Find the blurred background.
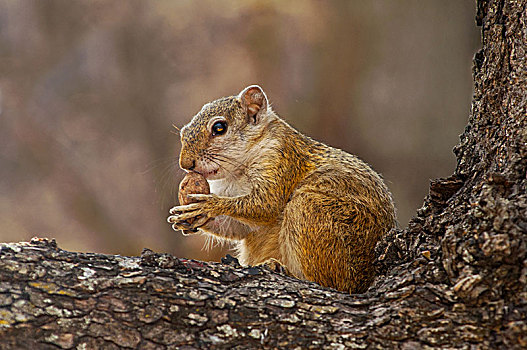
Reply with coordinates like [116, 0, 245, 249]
[0, 1, 479, 260]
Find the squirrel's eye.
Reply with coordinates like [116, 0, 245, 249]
[211, 121, 227, 136]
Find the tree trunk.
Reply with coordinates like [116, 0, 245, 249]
[1, 0, 526, 348]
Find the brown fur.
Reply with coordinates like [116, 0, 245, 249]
[168, 85, 396, 293]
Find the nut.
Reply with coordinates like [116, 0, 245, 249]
[177, 172, 210, 235]
[178, 172, 210, 205]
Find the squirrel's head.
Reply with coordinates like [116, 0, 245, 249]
[179, 85, 274, 180]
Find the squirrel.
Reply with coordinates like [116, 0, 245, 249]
[168, 85, 396, 293]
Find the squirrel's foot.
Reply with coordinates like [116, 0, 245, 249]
[167, 194, 219, 231]
[258, 258, 290, 275]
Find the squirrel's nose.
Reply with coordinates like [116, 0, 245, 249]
[179, 157, 196, 171]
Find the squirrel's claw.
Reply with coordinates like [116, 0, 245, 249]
[167, 215, 194, 225]
[192, 215, 210, 228]
[170, 219, 195, 230]
[169, 215, 209, 232]
[187, 194, 214, 201]
[171, 210, 205, 222]
[181, 228, 199, 236]
[169, 202, 201, 215]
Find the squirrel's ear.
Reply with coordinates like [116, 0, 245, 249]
[237, 85, 269, 123]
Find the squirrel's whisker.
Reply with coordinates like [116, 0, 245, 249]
[209, 155, 247, 171]
[206, 157, 239, 179]
[207, 152, 249, 172]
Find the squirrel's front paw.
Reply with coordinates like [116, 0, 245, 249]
[167, 194, 218, 231]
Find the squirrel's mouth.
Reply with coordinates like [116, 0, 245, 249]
[199, 168, 220, 179]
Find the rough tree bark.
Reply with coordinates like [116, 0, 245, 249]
[1, 0, 526, 348]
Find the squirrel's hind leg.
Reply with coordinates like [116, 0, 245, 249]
[280, 191, 374, 293]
